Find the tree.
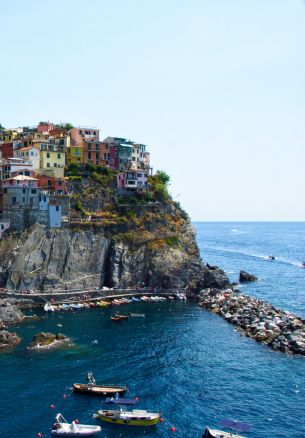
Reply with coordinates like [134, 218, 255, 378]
[155, 170, 170, 186]
[0, 123, 5, 130]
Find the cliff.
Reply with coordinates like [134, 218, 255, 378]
[0, 192, 229, 293]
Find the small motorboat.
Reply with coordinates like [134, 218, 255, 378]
[97, 300, 110, 307]
[71, 303, 82, 310]
[128, 313, 145, 318]
[301, 262, 305, 268]
[96, 409, 160, 426]
[202, 427, 245, 438]
[51, 413, 101, 436]
[113, 314, 129, 320]
[268, 255, 275, 260]
[73, 372, 127, 396]
[44, 302, 55, 312]
[105, 396, 138, 405]
[131, 297, 141, 302]
[111, 316, 124, 322]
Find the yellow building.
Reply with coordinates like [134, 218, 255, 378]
[39, 144, 66, 178]
[66, 145, 84, 165]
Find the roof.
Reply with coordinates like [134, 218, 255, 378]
[17, 146, 37, 152]
[5, 175, 38, 181]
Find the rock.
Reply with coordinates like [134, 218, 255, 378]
[239, 271, 258, 283]
[0, 300, 24, 327]
[0, 330, 21, 350]
[28, 332, 69, 349]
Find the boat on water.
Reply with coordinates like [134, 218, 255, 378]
[73, 372, 127, 396]
[175, 292, 187, 300]
[71, 303, 82, 310]
[51, 413, 101, 436]
[129, 313, 145, 318]
[202, 428, 245, 438]
[44, 302, 55, 312]
[268, 255, 275, 260]
[113, 314, 128, 320]
[96, 409, 160, 426]
[97, 300, 110, 307]
[111, 316, 124, 322]
[105, 396, 138, 405]
[131, 297, 141, 302]
[301, 262, 305, 268]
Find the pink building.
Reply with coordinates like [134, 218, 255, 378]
[37, 122, 55, 133]
[69, 127, 99, 146]
[117, 170, 148, 192]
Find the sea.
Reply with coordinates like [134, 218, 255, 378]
[0, 222, 305, 438]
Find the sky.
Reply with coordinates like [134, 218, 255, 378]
[1, 0, 304, 221]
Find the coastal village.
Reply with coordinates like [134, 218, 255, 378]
[0, 121, 152, 236]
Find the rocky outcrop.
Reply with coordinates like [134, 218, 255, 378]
[28, 332, 68, 349]
[2, 218, 230, 293]
[0, 330, 21, 350]
[6, 225, 110, 291]
[199, 288, 305, 355]
[239, 271, 257, 282]
[0, 299, 24, 327]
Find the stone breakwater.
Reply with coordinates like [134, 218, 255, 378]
[199, 288, 305, 356]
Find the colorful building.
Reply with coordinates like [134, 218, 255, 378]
[69, 127, 99, 145]
[39, 143, 66, 177]
[37, 122, 55, 133]
[116, 170, 148, 192]
[1, 175, 40, 209]
[66, 145, 84, 165]
[14, 146, 40, 170]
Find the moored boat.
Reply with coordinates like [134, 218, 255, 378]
[202, 428, 245, 438]
[44, 302, 55, 312]
[51, 413, 101, 436]
[73, 372, 127, 396]
[113, 314, 129, 320]
[105, 396, 138, 405]
[73, 383, 127, 395]
[111, 316, 124, 322]
[96, 409, 160, 426]
[129, 313, 145, 318]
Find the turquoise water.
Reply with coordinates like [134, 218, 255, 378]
[1, 222, 305, 438]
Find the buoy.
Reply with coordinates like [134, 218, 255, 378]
[170, 426, 176, 432]
[37, 433, 42, 437]
[50, 404, 55, 409]
[63, 394, 67, 399]
[74, 419, 79, 424]
[159, 417, 164, 423]
[135, 397, 139, 401]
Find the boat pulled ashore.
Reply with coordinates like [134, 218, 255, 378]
[73, 372, 127, 396]
[96, 408, 160, 426]
[51, 413, 101, 436]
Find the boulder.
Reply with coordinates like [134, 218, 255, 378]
[0, 330, 21, 350]
[28, 332, 68, 349]
[239, 271, 258, 283]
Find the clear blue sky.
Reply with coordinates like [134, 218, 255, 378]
[1, 0, 304, 221]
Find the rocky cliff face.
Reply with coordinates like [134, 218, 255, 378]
[1, 203, 229, 293]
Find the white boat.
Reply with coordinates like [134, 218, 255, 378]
[175, 292, 187, 300]
[44, 302, 55, 312]
[51, 413, 101, 436]
[203, 427, 245, 438]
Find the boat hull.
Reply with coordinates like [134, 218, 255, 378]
[73, 384, 126, 396]
[97, 415, 159, 426]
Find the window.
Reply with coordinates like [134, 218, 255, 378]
[88, 152, 91, 159]
[75, 149, 79, 156]
[47, 163, 50, 167]
[47, 152, 50, 158]
[12, 196, 16, 204]
[93, 131, 96, 135]
[31, 189, 37, 194]
[96, 152, 99, 160]
[22, 188, 26, 193]
[48, 180, 52, 187]
[58, 181, 62, 186]
[137, 173, 142, 177]
[57, 153, 61, 159]
[88, 143, 91, 151]
[79, 130, 82, 135]
[56, 206, 59, 211]
[85, 131, 89, 135]
[22, 197, 25, 203]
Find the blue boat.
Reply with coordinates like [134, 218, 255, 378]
[105, 396, 138, 405]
